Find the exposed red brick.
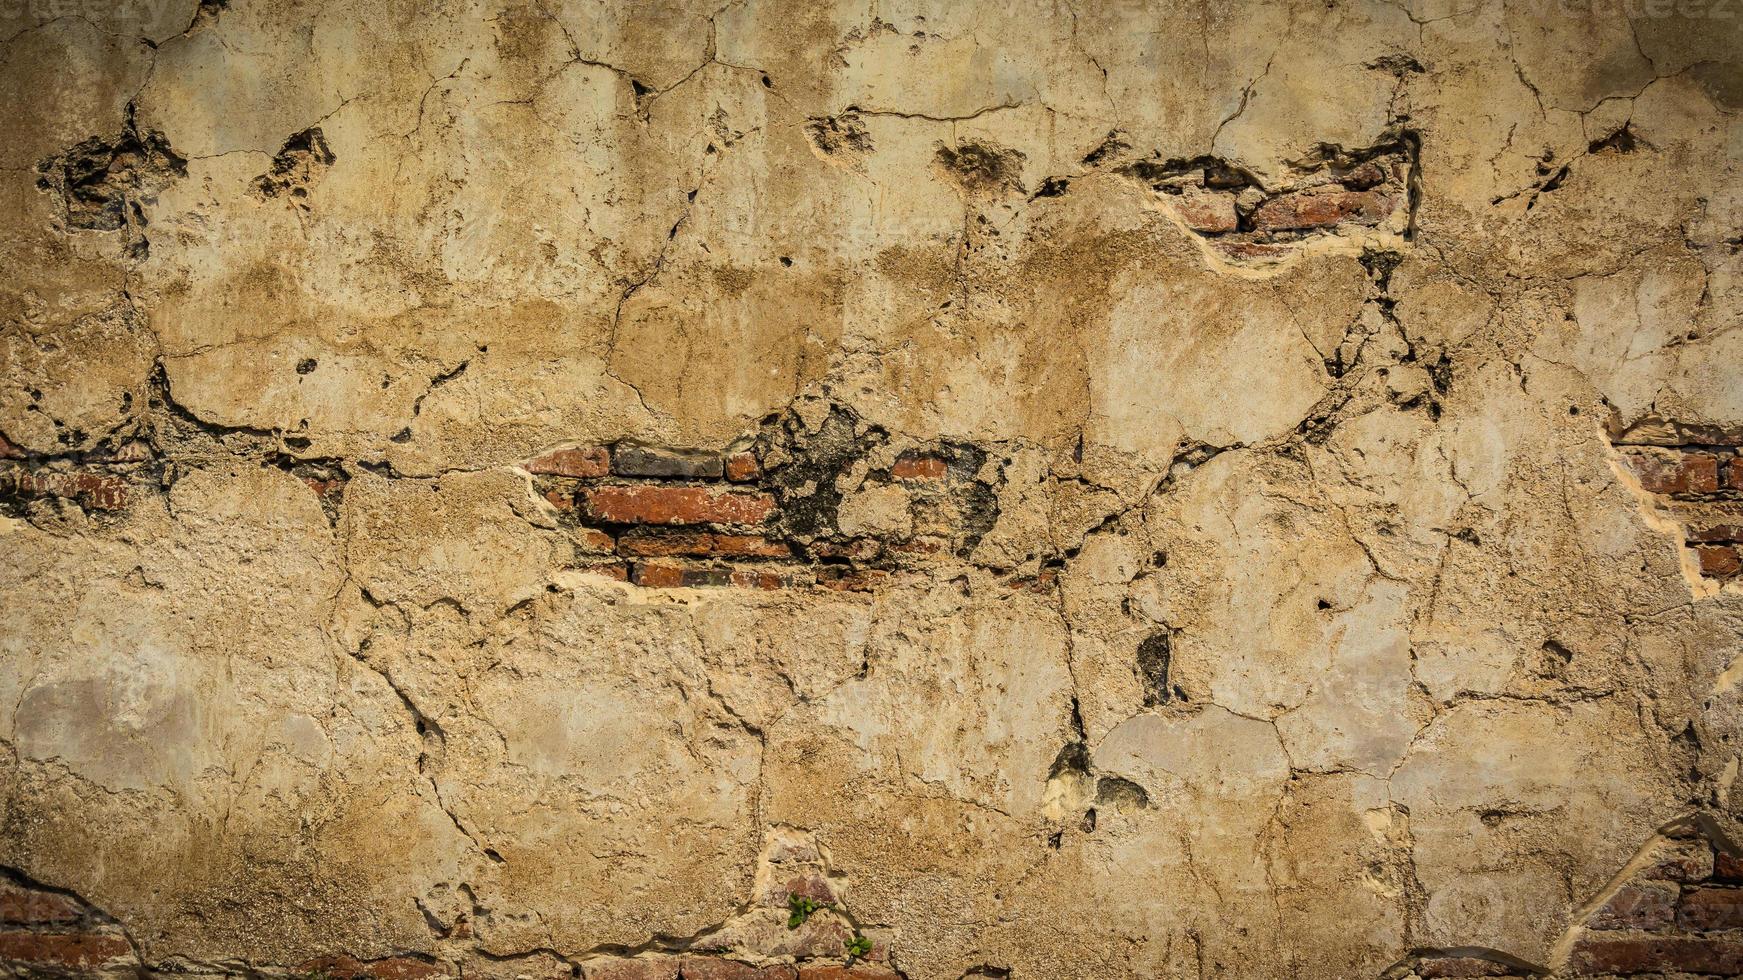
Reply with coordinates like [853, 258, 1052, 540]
[575, 560, 629, 581]
[631, 562, 685, 588]
[1680, 885, 1743, 930]
[585, 957, 680, 980]
[680, 958, 797, 980]
[306, 477, 346, 500]
[618, 530, 789, 559]
[1697, 544, 1742, 577]
[891, 453, 948, 480]
[1588, 881, 1676, 930]
[0, 930, 132, 967]
[577, 528, 615, 553]
[1689, 523, 1743, 543]
[613, 443, 723, 479]
[1566, 935, 1743, 975]
[1728, 456, 1743, 489]
[298, 955, 449, 979]
[1717, 847, 1743, 881]
[585, 486, 774, 526]
[1169, 189, 1238, 233]
[544, 488, 575, 512]
[0, 433, 22, 459]
[1251, 188, 1393, 231]
[725, 452, 761, 482]
[1338, 161, 1387, 190]
[1627, 450, 1721, 495]
[3, 470, 129, 510]
[795, 966, 898, 980]
[1413, 956, 1517, 978]
[526, 446, 610, 478]
[1211, 240, 1291, 261]
[0, 883, 83, 925]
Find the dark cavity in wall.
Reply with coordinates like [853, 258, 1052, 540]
[36, 106, 186, 258]
[1137, 630, 1176, 706]
[251, 127, 336, 203]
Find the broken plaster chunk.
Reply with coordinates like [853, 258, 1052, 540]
[835, 483, 912, 539]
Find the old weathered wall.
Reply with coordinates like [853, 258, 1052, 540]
[2, 0, 1742, 977]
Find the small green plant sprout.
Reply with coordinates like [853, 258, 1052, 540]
[843, 934, 873, 963]
[787, 893, 827, 929]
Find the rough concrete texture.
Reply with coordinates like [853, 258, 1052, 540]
[1, 0, 1742, 977]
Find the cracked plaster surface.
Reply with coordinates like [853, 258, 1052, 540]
[1, 0, 1742, 977]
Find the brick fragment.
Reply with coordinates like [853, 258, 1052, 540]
[631, 562, 685, 588]
[630, 563, 735, 588]
[575, 560, 629, 581]
[1250, 188, 1393, 231]
[1169, 188, 1238, 233]
[585, 486, 774, 526]
[1696, 544, 1742, 577]
[1688, 523, 1743, 543]
[1729, 456, 1743, 490]
[1680, 885, 1743, 930]
[891, 453, 948, 481]
[1641, 838, 1715, 882]
[1211, 240, 1291, 261]
[1338, 161, 1387, 189]
[1587, 881, 1676, 930]
[0, 433, 23, 459]
[1626, 449, 1721, 495]
[577, 528, 616, 553]
[1413, 956, 1517, 978]
[680, 958, 797, 980]
[544, 488, 575, 512]
[680, 567, 735, 587]
[584, 957, 680, 980]
[618, 530, 790, 559]
[0, 882, 83, 925]
[1717, 847, 1743, 881]
[1, 469, 130, 510]
[526, 446, 610, 478]
[0, 930, 133, 968]
[1566, 935, 1743, 975]
[725, 452, 761, 482]
[612, 443, 724, 479]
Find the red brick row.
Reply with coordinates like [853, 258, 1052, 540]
[1622, 447, 1740, 496]
[0, 468, 129, 510]
[0, 930, 133, 971]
